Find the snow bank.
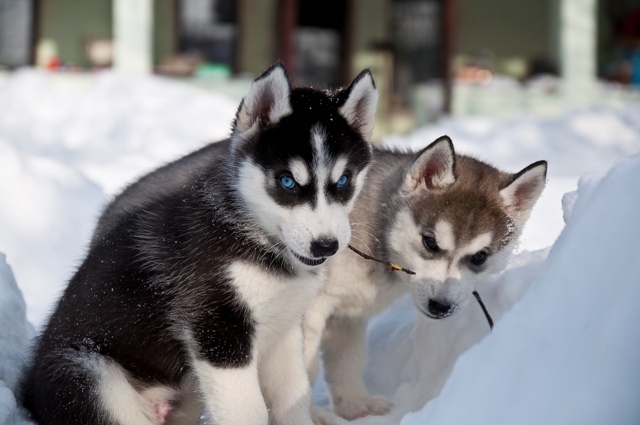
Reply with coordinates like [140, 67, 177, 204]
[0, 69, 237, 326]
[0, 255, 34, 425]
[0, 137, 104, 325]
[0, 70, 237, 196]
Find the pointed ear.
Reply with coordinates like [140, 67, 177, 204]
[338, 69, 379, 141]
[500, 160, 547, 224]
[402, 136, 456, 194]
[234, 63, 292, 134]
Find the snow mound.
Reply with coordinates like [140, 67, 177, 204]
[0, 255, 34, 425]
[0, 137, 104, 326]
[0, 69, 238, 326]
[0, 69, 238, 196]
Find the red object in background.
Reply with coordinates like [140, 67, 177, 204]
[46, 56, 60, 71]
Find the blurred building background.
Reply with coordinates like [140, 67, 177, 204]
[0, 0, 639, 137]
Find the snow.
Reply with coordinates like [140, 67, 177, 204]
[0, 254, 34, 425]
[1, 69, 639, 424]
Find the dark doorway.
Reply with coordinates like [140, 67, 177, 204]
[177, 0, 237, 71]
[294, 0, 348, 87]
[392, 0, 443, 104]
[598, 0, 640, 85]
[0, 0, 36, 68]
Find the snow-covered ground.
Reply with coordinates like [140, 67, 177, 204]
[1, 69, 639, 424]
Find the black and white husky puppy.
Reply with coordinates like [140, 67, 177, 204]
[21, 64, 378, 425]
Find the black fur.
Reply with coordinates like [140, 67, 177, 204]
[21, 68, 373, 425]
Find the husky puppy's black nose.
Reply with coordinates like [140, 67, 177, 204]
[310, 238, 339, 258]
[427, 299, 454, 318]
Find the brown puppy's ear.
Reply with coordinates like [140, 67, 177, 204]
[338, 69, 379, 141]
[402, 136, 456, 195]
[234, 63, 292, 134]
[500, 160, 547, 226]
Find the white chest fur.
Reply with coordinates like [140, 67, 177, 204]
[227, 261, 325, 355]
[323, 253, 408, 318]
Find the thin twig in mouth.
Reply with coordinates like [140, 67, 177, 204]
[347, 244, 493, 329]
[473, 290, 494, 331]
[347, 244, 416, 275]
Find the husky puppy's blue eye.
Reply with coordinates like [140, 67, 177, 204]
[280, 175, 296, 189]
[470, 251, 488, 266]
[337, 174, 349, 188]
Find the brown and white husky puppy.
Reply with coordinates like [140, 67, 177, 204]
[303, 136, 547, 421]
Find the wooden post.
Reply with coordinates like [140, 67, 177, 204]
[441, 0, 454, 116]
[278, 0, 298, 81]
[30, 0, 41, 66]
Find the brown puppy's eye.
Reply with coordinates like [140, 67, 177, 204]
[470, 251, 488, 266]
[422, 235, 439, 252]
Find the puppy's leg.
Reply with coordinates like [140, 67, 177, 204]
[260, 324, 315, 425]
[322, 317, 392, 420]
[303, 292, 339, 384]
[193, 355, 268, 425]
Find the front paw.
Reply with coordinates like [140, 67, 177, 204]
[311, 406, 338, 425]
[334, 395, 392, 420]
